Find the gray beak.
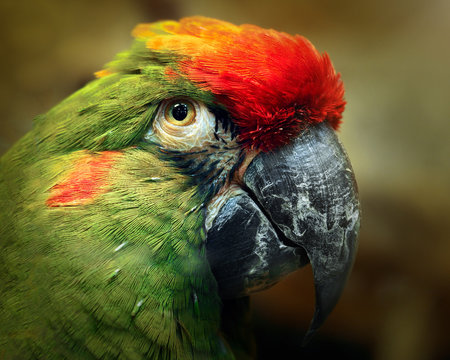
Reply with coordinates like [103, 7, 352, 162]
[206, 122, 360, 341]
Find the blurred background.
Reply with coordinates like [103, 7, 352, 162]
[0, 0, 449, 358]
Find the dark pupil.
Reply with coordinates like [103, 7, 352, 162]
[171, 103, 188, 121]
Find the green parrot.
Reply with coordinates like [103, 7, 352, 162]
[0, 17, 360, 359]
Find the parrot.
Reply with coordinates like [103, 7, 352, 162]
[0, 16, 360, 359]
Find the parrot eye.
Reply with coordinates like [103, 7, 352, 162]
[164, 99, 196, 126]
[148, 97, 218, 151]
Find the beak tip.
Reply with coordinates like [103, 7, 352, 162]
[301, 329, 317, 347]
[301, 216, 360, 346]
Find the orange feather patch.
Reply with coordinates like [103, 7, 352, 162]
[94, 69, 113, 78]
[46, 151, 122, 207]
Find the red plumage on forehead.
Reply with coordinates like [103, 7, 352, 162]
[134, 17, 345, 151]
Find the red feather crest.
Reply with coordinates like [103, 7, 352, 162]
[133, 17, 345, 151]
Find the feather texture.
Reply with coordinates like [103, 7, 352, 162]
[0, 16, 347, 359]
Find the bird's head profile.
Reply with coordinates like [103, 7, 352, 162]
[0, 16, 360, 359]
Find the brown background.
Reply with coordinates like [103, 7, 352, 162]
[1, 0, 449, 359]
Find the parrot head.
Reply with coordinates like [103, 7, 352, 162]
[0, 16, 359, 358]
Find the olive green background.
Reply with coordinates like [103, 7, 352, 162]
[1, 0, 449, 359]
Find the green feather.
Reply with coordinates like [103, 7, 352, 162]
[0, 34, 237, 359]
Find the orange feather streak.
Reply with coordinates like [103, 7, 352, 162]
[46, 151, 122, 207]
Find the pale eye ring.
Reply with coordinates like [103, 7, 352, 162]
[164, 98, 196, 126]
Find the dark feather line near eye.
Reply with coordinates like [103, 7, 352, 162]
[228, 151, 246, 182]
[173, 159, 196, 170]
[126, 68, 142, 75]
[161, 148, 208, 155]
[189, 160, 221, 180]
[209, 106, 238, 140]
[222, 145, 240, 151]
[159, 146, 243, 202]
[183, 158, 210, 175]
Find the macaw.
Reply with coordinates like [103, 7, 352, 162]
[0, 16, 360, 359]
